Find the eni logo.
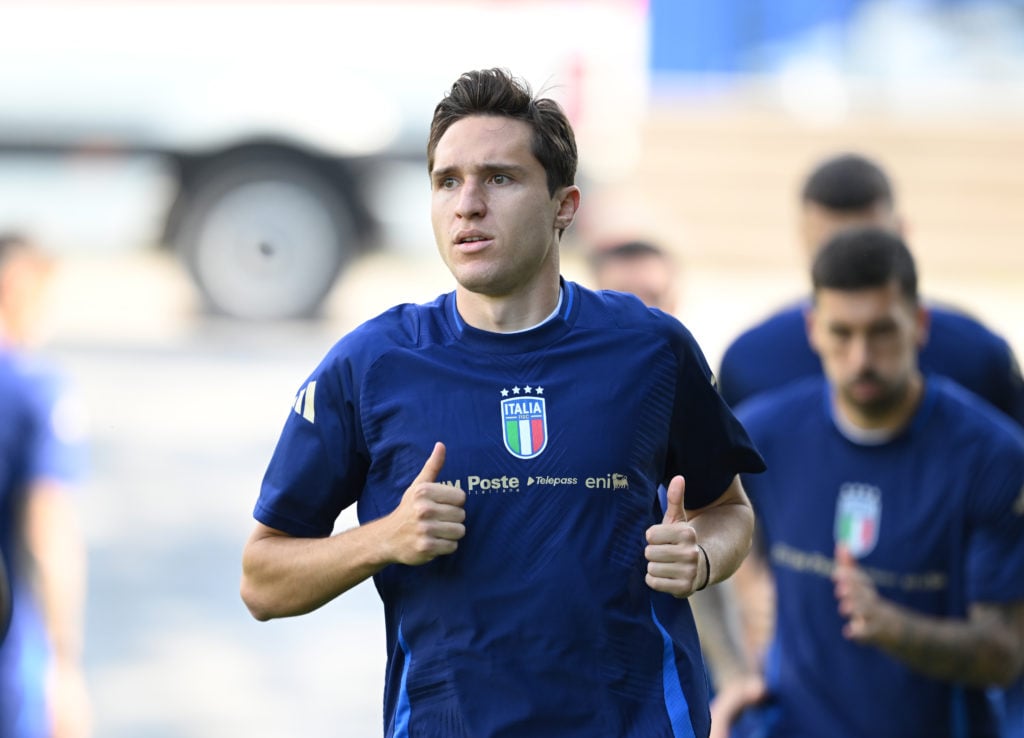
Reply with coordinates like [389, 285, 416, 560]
[585, 473, 629, 490]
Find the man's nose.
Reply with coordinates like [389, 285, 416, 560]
[455, 179, 486, 219]
[848, 334, 873, 370]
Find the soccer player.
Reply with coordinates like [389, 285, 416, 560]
[241, 68, 766, 737]
[712, 226, 1024, 738]
[717, 152, 1024, 426]
[0, 234, 91, 738]
[588, 239, 679, 314]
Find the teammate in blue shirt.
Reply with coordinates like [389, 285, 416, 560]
[0, 234, 91, 738]
[712, 227, 1024, 738]
[0, 354, 33, 646]
[241, 68, 766, 738]
[717, 152, 1024, 426]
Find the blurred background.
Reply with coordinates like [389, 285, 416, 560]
[1, 1, 1022, 735]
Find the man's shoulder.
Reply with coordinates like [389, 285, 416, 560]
[718, 298, 819, 407]
[578, 283, 694, 345]
[735, 376, 824, 431]
[724, 300, 809, 355]
[929, 376, 1023, 445]
[324, 294, 452, 361]
[926, 302, 1012, 353]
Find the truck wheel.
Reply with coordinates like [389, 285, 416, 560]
[175, 156, 356, 320]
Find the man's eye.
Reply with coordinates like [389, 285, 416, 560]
[492, 174, 509, 184]
[439, 177, 457, 190]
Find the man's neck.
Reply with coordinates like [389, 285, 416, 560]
[455, 275, 562, 334]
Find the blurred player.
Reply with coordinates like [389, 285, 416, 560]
[588, 239, 679, 314]
[0, 233, 91, 738]
[713, 227, 1024, 737]
[718, 152, 1024, 425]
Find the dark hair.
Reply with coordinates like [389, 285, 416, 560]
[801, 153, 894, 212]
[589, 240, 669, 271]
[812, 226, 918, 303]
[0, 232, 31, 268]
[427, 68, 577, 196]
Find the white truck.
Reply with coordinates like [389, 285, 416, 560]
[0, 1, 647, 319]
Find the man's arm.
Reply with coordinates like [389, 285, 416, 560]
[687, 476, 756, 586]
[241, 442, 466, 621]
[24, 479, 91, 738]
[834, 546, 1024, 687]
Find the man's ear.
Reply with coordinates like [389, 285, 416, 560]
[804, 301, 820, 353]
[915, 303, 931, 350]
[554, 186, 581, 232]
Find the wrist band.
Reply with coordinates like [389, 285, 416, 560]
[696, 544, 711, 591]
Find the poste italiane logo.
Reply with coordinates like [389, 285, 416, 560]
[500, 385, 547, 459]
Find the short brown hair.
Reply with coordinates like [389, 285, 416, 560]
[427, 68, 577, 196]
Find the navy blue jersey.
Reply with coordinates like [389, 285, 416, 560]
[0, 351, 54, 738]
[736, 376, 1024, 738]
[719, 299, 1024, 426]
[256, 281, 766, 738]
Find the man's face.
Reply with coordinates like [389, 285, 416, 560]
[594, 253, 677, 313]
[429, 115, 578, 298]
[808, 280, 927, 423]
[799, 201, 901, 260]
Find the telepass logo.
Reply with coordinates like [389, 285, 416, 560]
[500, 385, 547, 459]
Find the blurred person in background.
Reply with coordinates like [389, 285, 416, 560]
[0, 233, 91, 738]
[712, 227, 1024, 737]
[587, 239, 679, 314]
[715, 152, 1024, 735]
[242, 67, 766, 737]
[717, 152, 1024, 425]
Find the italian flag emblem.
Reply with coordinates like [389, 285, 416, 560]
[834, 483, 882, 558]
[500, 390, 548, 459]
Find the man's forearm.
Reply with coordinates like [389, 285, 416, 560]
[241, 519, 394, 621]
[689, 478, 755, 586]
[872, 600, 1024, 687]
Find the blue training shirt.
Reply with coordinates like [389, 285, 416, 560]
[718, 299, 1024, 426]
[0, 353, 47, 738]
[255, 281, 766, 738]
[736, 375, 1024, 738]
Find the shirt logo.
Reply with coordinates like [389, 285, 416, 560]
[834, 483, 881, 558]
[500, 385, 547, 459]
[293, 380, 316, 424]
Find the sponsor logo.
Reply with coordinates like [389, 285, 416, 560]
[500, 385, 547, 459]
[834, 482, 881, 558]
[584, 473, 629, 490]
[527, 476, 578, 486]
[293, 380, 316, 424]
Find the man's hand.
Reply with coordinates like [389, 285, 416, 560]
[386, 442, 467, 566]
[709, 673, 767, 738]
[645, 476, 706, 598]
[833, 544, 896, 643]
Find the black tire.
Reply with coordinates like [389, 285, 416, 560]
[175, 155, 357, 320]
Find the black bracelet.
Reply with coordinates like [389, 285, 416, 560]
[696, 544, 711, 591]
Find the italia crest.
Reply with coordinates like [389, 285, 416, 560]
[834, 482, 882, 558]
[500, 385, 547, 459]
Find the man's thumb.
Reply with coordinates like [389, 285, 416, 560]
[834, 543, 855, 568]
[413, 442, 446, 484]
[662, 475, 687, 524]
